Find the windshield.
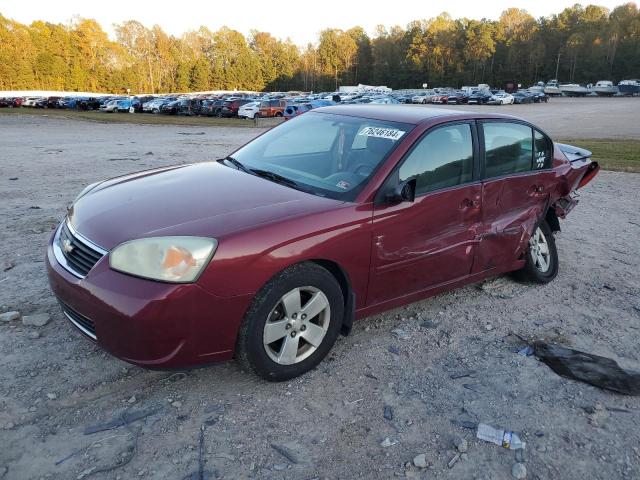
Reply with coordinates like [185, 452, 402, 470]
[230, 111, 413, 201]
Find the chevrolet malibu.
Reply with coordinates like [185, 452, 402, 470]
[47, 105, 599, 381]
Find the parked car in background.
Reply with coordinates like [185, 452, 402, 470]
[531, 92, 549, 103]
[201, 99, 225, 117]
[22, 97, 41, 107]
[467, 91, 493, 105]
[238, 101, 261, 119]
[220, 99, 254, 118]
[178, 98, 202, 116]
[446, 91, 469, 105]
[143, 97, 177, 114]
[77, 97, 101, 110]
[257, 99, 286, 117]
[488, 92, 515, 105]
[411, 92, 432, 104]
[100, 98, 132, 113]
[132, 96, 155, 113]
[512, 92, 534, 104]
[47, 105, 599, 381]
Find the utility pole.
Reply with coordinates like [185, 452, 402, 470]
[555, 52, 561, 80]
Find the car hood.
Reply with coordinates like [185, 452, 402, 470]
[69, 162, 341, 250]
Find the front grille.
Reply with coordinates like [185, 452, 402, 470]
[60, 301, 97, 340]
[58, 223, 105, 277]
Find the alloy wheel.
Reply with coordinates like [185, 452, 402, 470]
[529, 227, 551, 273]
[263, 286, 331, 365]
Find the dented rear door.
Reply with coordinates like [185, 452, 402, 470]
[473, 122, 555, 273]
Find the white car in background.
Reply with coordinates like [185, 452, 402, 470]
[238, 101, 260, 119]
[488, 92, 515, 105]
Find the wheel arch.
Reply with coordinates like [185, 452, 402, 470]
[308, 259, 355, 336]
[545, 207, 561, 233]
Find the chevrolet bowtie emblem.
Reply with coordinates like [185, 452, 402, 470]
[62, 238, 74, 254]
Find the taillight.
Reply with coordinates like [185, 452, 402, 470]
[578, 162, 600, 189]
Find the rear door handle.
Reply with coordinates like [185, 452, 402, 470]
[531, 185, 545, 194]
[461, 198, 480, 209]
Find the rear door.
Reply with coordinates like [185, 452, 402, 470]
[368, 121, 482, 305]
[474, 121, 555, 272]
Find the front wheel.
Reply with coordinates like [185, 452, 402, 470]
[235, 263, 344, 381]
[513, 220, 558, 284]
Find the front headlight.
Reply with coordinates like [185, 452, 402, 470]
[110, 236, 217, 283]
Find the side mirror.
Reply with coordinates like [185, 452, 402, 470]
[385, 179, 416, 204]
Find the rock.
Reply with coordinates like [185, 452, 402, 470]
[391, 328, 411, 340]
[2, 261, 15, 272]
[171, 401, 182, 408]
[512, 462, 527, 479]
[273, 464, 288, 471]
[380, 437, 398, 448]
[587, 403, 609, 427]
[28, 331, 40, 339]
[454, 436, 468, 453]
[383, 406, 394, 420]
[413, 453, 428, 468]
[0, 466, 7, 477]
[0, 311, 20, 322]
[420, 319, 438, 329]
[447, 453, 460, 468]
[484, 323, 493, 331]
[128, 395, 137, 404]
[46, 393, 57, 400]
[22, 313, 50, 327]
[77, 467, 96, 479]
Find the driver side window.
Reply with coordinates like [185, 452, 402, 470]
[399, 123, 474, 195]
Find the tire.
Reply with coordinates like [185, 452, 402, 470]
[513, 220, 559, 284]
[236, 262, 344, 381]
[275, 112, 283, 117]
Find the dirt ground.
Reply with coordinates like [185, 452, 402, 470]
[1, 101, 639, 480]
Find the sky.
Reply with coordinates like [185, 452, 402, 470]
[0, 0, 627, 45]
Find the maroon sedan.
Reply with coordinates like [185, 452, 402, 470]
[47, 105, 599, 380]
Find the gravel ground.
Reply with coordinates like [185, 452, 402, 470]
[1, 110, 639, 480]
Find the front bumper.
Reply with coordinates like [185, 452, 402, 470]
[46, 228, 253, 369]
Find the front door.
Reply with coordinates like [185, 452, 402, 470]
[368, 122, 482, 306]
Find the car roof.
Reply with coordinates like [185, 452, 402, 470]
[312, 104, 517, 125]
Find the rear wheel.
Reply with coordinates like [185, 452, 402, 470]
[513, 220, 558, 284]
[236, 263, 344, 381]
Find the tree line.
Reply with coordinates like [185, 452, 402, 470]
[1, 3, 639, 94]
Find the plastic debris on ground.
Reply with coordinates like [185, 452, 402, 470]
[534, 341, 640, 395]
[476, 423, 526, 450]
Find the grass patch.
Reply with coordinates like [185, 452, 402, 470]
[557, 138, 640, 173]
[0, 107, 278, 128]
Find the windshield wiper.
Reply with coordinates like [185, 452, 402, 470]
[250, 169, 304, 191]
[217, 156, 249, 173]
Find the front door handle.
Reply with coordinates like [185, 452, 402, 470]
[531, 185, 545, 194]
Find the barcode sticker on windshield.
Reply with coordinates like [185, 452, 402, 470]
[358, 127, 405, 141]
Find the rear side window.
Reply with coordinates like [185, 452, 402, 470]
[534, 130, 552, 169]
[399, 123, 474, 195]
[483, 122, 533, 178]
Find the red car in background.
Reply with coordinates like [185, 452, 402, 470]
[47, 105, 599, 381]
[256, 99, 286, 117]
